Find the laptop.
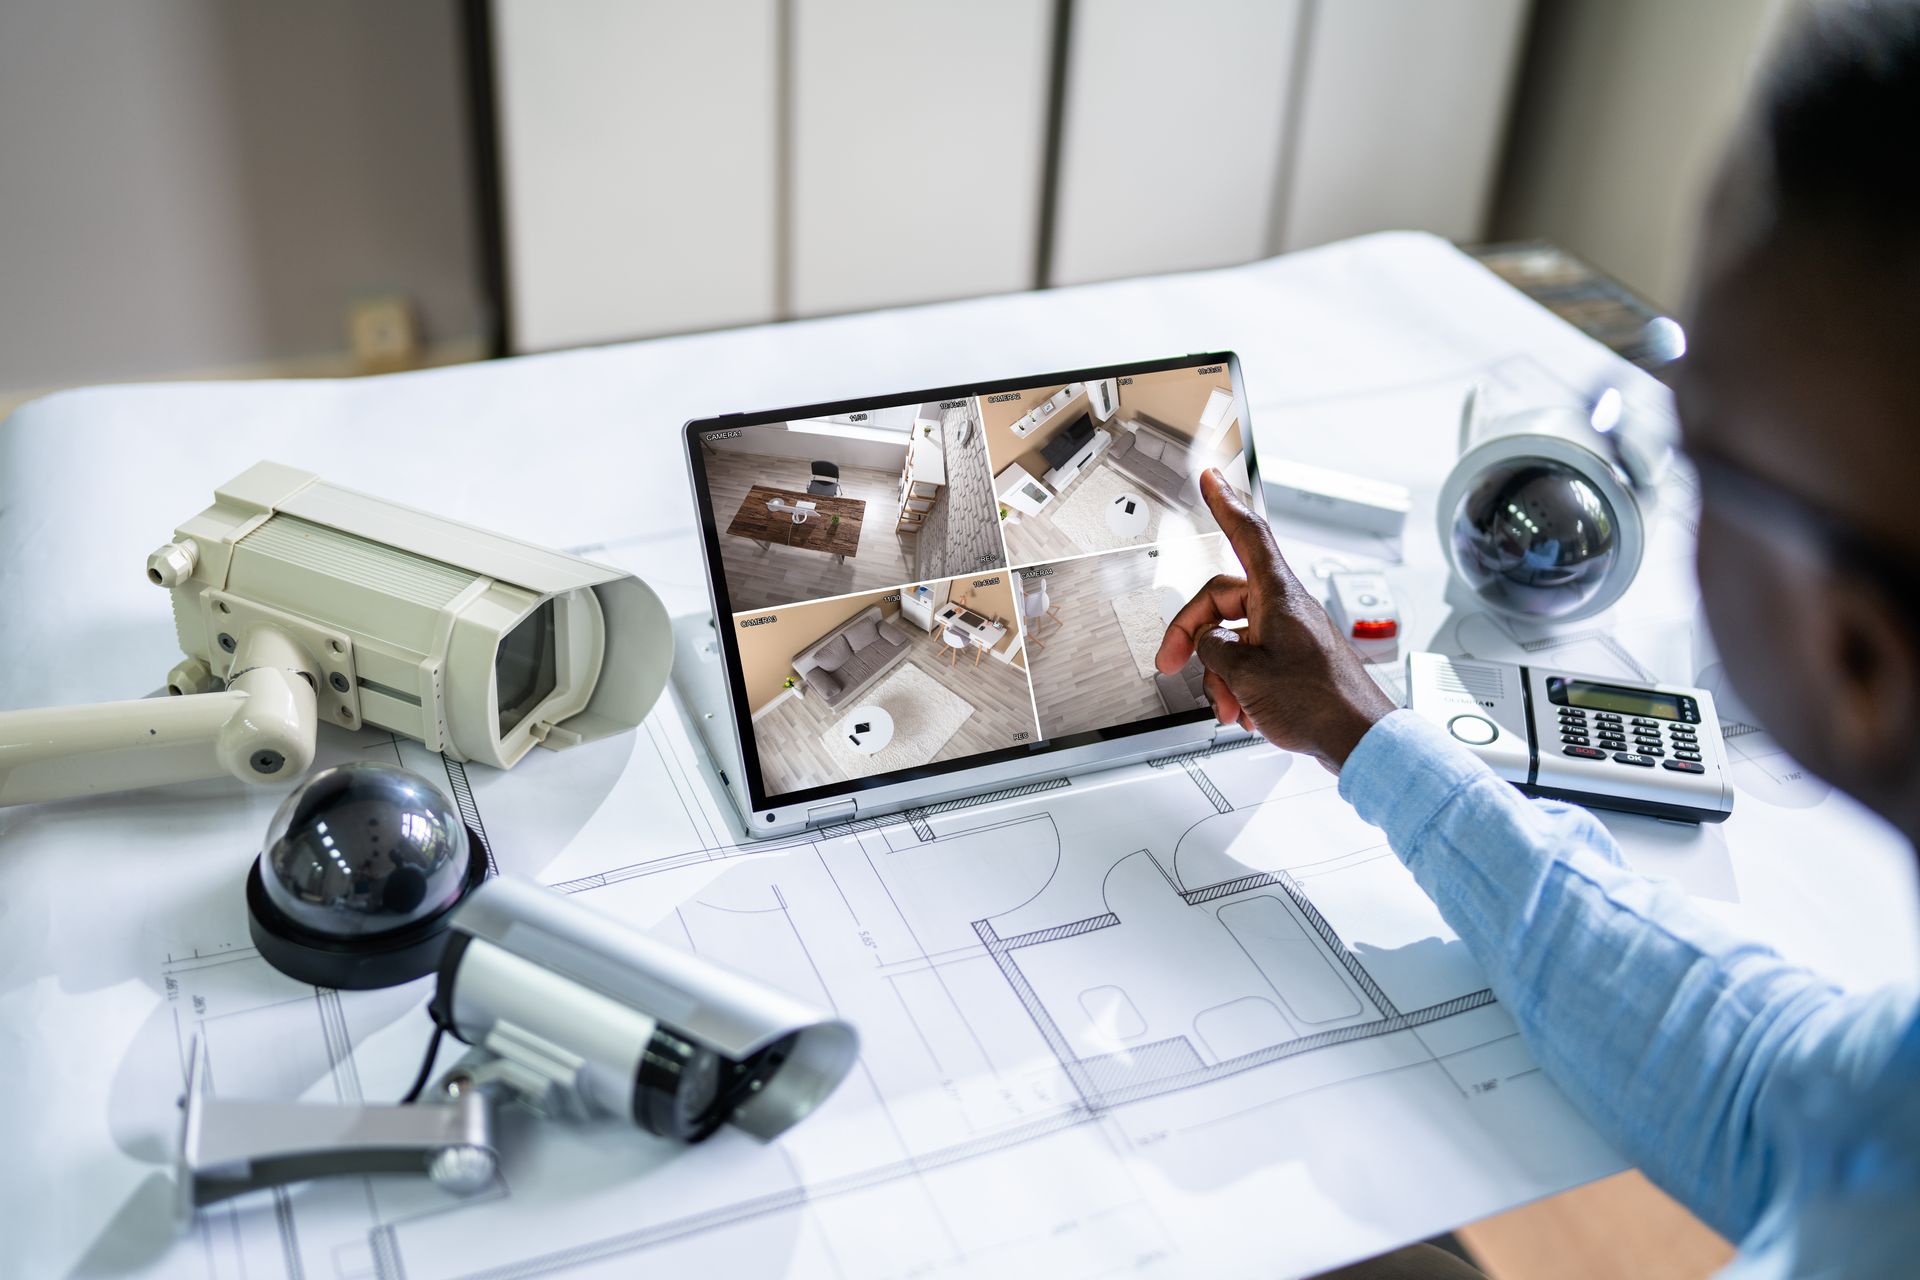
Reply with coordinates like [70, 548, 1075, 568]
[679, 352, 1263, 838]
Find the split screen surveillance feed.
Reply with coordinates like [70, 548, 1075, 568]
[700, 360, 1254, 800]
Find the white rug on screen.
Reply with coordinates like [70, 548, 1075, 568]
[1048, 464, 1165, 555]
[1111, 589, 1170, 680]
[820, 662, 974, 780]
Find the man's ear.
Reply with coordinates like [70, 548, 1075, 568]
[1823, 576, 1920, 784]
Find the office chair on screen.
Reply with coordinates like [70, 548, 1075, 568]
[808, 462, 841, 496]
[1022, 583, 1060, 650]
[942, 624, 974, 669]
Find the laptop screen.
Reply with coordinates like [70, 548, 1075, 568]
[685, 353, 1258, 812]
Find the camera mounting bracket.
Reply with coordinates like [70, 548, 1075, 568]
[174, 1039, 499, 1221]
[199, 589, 366, 736]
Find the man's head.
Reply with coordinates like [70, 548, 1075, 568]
[1678, 0, 1920, 838]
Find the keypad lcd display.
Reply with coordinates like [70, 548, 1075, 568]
[1558, 679, 1685, 720]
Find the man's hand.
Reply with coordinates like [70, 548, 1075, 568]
[1156, 469, 1397, 770]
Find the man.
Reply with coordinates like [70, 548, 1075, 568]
[1159, 5, 1920, 1276]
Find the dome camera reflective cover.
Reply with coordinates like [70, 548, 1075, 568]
[1451, 456, 1621, 618]
[248, 763, 489, 989]
[1438, 407, 1647, 623]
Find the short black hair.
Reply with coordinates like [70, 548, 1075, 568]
[1764, 0, 1920, 241]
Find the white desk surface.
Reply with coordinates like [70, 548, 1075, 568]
[935, 603, 1008, 650]
[3, 232, 1915, 1278]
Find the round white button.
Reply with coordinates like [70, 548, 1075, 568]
[1447, 714, 1498, 746]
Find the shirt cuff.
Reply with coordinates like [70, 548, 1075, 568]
[1337, 708, 1497, 853]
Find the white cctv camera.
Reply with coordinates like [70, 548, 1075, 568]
[178, 876, 859, 1212]
[0, 461, 671, 806]
[430, 877, 859, 1142]
[1436, 388, 1668, 624]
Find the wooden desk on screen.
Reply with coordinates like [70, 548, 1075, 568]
[726, 485, 864, 562]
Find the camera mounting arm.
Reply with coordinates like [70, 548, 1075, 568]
[175, 1039, 498, 1217]
[0, 625, 318, 807]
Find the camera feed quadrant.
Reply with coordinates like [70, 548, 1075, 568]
[981, 361, 1251, 570]
[1016, 534, 1240, 742]
[735, 572, 1040, 796]
[706, 399, 1008, 614]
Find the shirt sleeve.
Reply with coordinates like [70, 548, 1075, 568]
[1337, 709, 1911, 1241]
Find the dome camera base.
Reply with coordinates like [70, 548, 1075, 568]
[246, 827, 490, 990]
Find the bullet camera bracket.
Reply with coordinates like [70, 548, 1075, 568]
[175, 1040, 499, 1218]
[199, 590, 364, 732]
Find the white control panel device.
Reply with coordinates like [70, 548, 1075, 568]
[1325, 571, 1399, 643]
[1263, 460, 1411, 537]
[1406, 652, 1733, 824]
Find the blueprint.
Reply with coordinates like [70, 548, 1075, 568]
[105, 698, 1621, 1280]
[8, 232, 1916, 1280]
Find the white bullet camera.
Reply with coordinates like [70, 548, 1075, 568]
[431, 877, 860, 1142]
[180, 875, 859, 1212]
[0, 461, 671, 806]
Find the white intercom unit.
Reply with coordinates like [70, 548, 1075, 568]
[1406, 652, 1734, 823]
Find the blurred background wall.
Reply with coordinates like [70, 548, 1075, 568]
[0, 1, 486, 402]
[488, 0, 1531, 349]
[1494, 0, 1797, 309]
[0, 0, 1796, 413]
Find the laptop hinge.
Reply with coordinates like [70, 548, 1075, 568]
[805, 799, 857, 829]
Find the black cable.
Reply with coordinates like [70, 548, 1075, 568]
[400, 1022, 448, 1104]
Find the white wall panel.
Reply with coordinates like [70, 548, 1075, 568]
[789, 0, 1053, 317]
[492, 0, 1535, 345]
[494, 0, 780, 351]
[1048, 0, 1304, 287]
[1276, 0, 1530, 252]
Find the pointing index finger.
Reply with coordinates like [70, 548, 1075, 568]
[1202, 468, 1298, 587]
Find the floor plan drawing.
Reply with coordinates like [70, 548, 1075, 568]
[146, 695, 1624, 1280]
[127, 407, 1701, 1278]
[118, 342, 1803, 1280]
[34, 234, 1911, 1280]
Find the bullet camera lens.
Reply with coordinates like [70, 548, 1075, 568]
[495, 599, 559, 737]
[633, 1026, 730, 1141]
[633, 1028, 804, 1142]
[248, 763, 489, 989]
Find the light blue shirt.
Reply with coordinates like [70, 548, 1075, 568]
[1339, 711, 1920, 1278]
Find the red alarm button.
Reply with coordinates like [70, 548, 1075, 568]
[1351, 618, 1398, 639]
